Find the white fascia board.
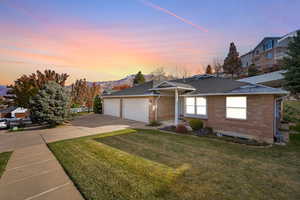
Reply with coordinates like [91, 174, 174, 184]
[103, 94, 170, 98]
[181, 91, 289, 96]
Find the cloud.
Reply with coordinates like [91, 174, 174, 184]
[139, 0, 208, 33]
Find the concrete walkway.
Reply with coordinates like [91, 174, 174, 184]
[0, 142, 83, 200]
[0, 114, 147, 200]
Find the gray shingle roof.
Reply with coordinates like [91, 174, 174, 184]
[103, 81, 156, 96]
[103, 75, 288, 97]
[0, 106, 17, 113]
[238, 70, 285, 84]
[153, 81, 195, 90]
[170, 76, 248, 94]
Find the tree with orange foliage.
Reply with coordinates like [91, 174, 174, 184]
[7, 70, 69, 107]
[86, 83, 101, 112]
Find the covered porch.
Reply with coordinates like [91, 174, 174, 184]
[150, 81, 195, 125]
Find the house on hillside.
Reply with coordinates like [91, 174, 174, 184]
[241, 29, 299, 72]
[103, 74, 288, 143]
[238, 70, 286, 88]
[0, 107, 29, 119]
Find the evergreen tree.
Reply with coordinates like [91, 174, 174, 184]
[29, 81, 70, 126]
[133, 71, 145, 85]
[93, 95, 102, 114]
[283, 31, 300, 98]
[247, 64, 260, 77]
[223, 42, 242, 78]
[205, 65, 213, 74]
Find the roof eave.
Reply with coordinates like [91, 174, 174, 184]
[181, 91, 289, 96]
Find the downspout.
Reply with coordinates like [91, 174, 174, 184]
[155, 95, 161, 121]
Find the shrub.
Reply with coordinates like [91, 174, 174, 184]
[205, 127, 213, 134]
[189, 119, 203, 131]
[176, 124, 188, 133]
[148, 120, 162, 127]
[93, 95, 102, 114]
[294, 122, 300, 133]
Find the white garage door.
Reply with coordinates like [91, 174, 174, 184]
[123, 98, 149, 123]
[103, 99, 120, 117]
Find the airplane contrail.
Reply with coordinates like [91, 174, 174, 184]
[139, 0, 208, 33]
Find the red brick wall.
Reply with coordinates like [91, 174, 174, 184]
[185, 95, 276, 143]
[149, 96, 175, 122]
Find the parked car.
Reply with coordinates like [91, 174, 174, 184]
[4, 118, 32, 129]
[0, 119, 7, 129]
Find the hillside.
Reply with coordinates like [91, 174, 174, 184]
[0, 74, 154, 96]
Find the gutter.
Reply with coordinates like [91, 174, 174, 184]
[102, 94, 161, 98]
[181, 91, 289, 96]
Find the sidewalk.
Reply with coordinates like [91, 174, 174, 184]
[0, 114, 148, 199]
[0, 138, 83, 200]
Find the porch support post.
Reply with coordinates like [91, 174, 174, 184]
[175, 88, 178, 126]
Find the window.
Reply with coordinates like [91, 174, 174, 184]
[264, 40, 273, 51]
[226, 97, 247, 119]
[185, 97, 207, 116]
[186, 97, 195, 114]
[266, 52, 273, 59]
[196, 97, 207, 115]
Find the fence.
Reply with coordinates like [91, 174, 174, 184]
[70, 107, 92, 113]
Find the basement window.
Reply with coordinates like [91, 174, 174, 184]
[226, 97, 247, 120]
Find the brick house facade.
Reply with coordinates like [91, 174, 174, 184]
[103, 75, 287, 143]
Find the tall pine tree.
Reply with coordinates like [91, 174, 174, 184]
[283, 31, 300, 98]
[133, 71, 145, 85]
[205, 65, 213, 74]
[223, 42, 242, 78]
[93, 95, 102, 114]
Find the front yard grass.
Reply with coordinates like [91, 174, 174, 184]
[0, 151, 12, 178]
[49, 129, 300, 200]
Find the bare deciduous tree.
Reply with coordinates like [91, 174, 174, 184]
[212, 58, 223, 77]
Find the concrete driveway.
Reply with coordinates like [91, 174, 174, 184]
[0, 114, 148, 200]
[0, 114, 147, 151]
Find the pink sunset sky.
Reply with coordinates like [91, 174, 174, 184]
[0, 0, 299, 85]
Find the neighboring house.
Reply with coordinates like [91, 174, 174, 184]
[241, 29, 299, 72]
[103, 74, 288, 143]
[238, 70, 286, 88]
[0, 107, 29, 119]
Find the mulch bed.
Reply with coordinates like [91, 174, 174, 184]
[159, 125, 270, 147]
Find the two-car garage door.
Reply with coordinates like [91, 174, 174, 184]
[122, 98, 149, 123]
[103, 98, 149, 123]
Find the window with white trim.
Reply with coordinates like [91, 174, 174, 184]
[196, 97, 207, 115]
[186, 97, 195, 114]
[185, 97, 207, 116]
[226, 97, 247, 119]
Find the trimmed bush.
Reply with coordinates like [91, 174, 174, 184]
[148, 120, 162, 127]
[294, 122, 300, 133]
[205, 127, 213, 134]
[176, 124, 188, 133]
[189, 119, 203, 131]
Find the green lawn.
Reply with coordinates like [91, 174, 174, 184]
[49, 129, 300, 200]
[0, 151, 12, 178]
